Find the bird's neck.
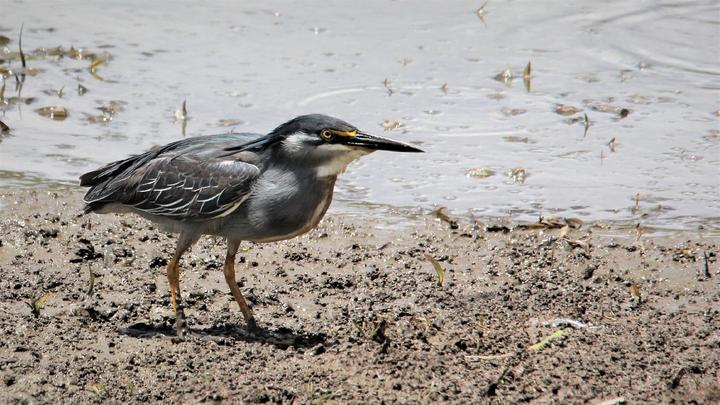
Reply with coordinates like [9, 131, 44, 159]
[315, 150, 371, 178]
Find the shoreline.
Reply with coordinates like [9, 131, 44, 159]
[0, 189, 718, 403]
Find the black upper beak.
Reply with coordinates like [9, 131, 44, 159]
[343, 131, 424, 153]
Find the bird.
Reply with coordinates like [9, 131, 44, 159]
[79, 114, 422, 336]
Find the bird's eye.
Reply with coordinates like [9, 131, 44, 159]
[320, 129, 335, 142]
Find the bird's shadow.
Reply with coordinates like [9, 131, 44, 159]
[118, 321, 328, 349]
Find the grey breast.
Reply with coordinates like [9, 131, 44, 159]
[218, 166, 337, 242]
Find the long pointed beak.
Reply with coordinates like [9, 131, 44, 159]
[343, 131, 424, 152]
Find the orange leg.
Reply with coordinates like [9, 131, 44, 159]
[165, 243, 192, 337]
[223, 243, 257, 331]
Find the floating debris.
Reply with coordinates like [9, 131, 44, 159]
[465, 167, 496, 178]
[218, 118, 244, 127]
[83, 100, 125, 124]
[175, 99, 188, 121]
[399, 58, 412, 66]
[382, 120, 402, 131]
[508, 167, 527, 184]
[618, 108, 630, 119]
[35, 106, 68, 120]
[523, 61, 532, 92]
[608, 137, 617, 152]
[503, 135, 531, 143]
[555, 104, 580, 116]
[500, 107, 527, 116]
[583, 113, 590, 137]
[0, 35, 10, 47]
[77, 83, 89, 96]
[89, 57, 107, 81]
[487, 91, 505, 100]
[0, 119, 9, 133]
[475, 1, 489, 25]
[494, 67, 512, 85]
[382, 78, 394, 95]
[19, 24, 27, 69]
[440, 83, 449, 93]
[424, 254, 445, 287]
[528, 330, 566, 352]
[42, 87, 64, 98]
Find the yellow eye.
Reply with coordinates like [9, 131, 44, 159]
[320, 129, 335, 141]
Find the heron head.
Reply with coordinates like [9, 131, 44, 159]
[275, 114, 422, 176]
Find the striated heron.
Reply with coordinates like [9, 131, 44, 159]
[80, 114, 422, 336]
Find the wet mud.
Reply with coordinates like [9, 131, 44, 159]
[0, 190, 718, 403]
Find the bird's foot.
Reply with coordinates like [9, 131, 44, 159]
[174, 309, 189, 338]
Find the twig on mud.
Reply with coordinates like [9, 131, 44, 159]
[486, 364, 510, 396]
[701, 251, 710, 278]
[87, 265, 95, 296]
[596, 397, 626, 405]
[542, 318, 596, 329]
[465, 353, 514, 362]
[528, 330, 566, 352]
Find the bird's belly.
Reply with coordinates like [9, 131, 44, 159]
[218, 175, 336, 242]
[250, 193, 332, 242]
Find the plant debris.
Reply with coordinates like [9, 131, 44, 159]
[218, 118, 244, 127]
[87, 267, 95, 296]
[87, 383, 108, 398]
[502, 135, 531, 143]
[424, 254, 445, 287]
[382, 120, 402, 131]
[0, 120, 9, 134]
[29, 293, 54, 317]
[583, 113, 590, 137]
[494, 67, 512, 85]
[475, 1, 489, 25]
[465, 167, 496, 178]
[77, 83, 89, 96]
[555, 104, 580, 116]
[528, 330, 566, 351]
[629, 283, 641, 302]
[431, 207, 458, 229]
[508, 167, 527, 184]
[35, 106, 68, 120]
[523, 61, 531, 92]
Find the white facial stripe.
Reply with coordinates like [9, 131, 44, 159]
[282, 132, 316, 153]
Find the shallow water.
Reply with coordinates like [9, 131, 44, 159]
[1, 0, 718, 230]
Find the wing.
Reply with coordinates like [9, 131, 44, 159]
[84, 155, 260, 221]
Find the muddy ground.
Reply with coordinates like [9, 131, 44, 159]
[0, 190, 718, 404]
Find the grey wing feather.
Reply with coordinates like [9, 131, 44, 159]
[84, 156, 260, 221]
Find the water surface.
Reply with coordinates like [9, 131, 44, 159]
[1, 0, 718, 230]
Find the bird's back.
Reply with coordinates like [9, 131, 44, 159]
[80, 132, 267, 221]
